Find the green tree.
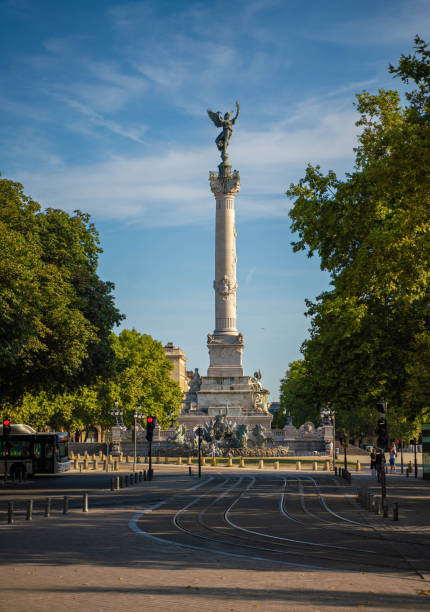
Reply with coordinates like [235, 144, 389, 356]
[97, 329, 184, 429]
[0, 178, 123, 402]
[285, 37, 430, 439]
[276, 360, 319, 428]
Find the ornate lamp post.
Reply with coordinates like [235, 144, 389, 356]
[197, 426, 203, 479]
[133, 405, 144, 473]
[110, 398, 123, 456]
[322, 404, 336, 470]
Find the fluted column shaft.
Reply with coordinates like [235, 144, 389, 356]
[210, 168, 240, 336]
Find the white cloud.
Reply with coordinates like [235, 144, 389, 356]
[17, 100, 357, 227]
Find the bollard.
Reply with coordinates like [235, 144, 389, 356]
[187, 456, 192, 466]
[324, 460, 330, 471]
[63, 495, 69, 515]
[110, 477, 115, 491]
[188, 466, 192, 476]
[74, 458, 79, 470]
[227, 457, 233, 467]
[104, 460, 108, 472]
[383, 499, 388, 518]
[115, 476, 120, 490]
[165, 457, 169, 464]
[408, 460, 413, 472]
[239, 458, 245, 468]
[45, 497, 51, 518]
[79, 462, 82, 472]
[258, 459, 264, 469]
[92, 460, 97, 470]
[211, 457, 217, 466]
[201, 457, 206, 466]
[26, 499, 33, 521]
[91, 453, 96, 461]
[138, 471, 142, 482]
[334, 466, 338, 476]
[296, 461, 301, 471]
[83, 458, 88, 470]
[177, 457, 182, 465]
[84, 450, 89, 459]
[356, 460, 361, 472]
[143, 469, 147, 481]
[406, 468, 409, 477]
[7, 501, 14, 524]
[393, 502, 399, 521]
[312, 461, 318, 471]
[274, 461, 279, 470]
[114, 459, 119, 471]
[83, 492, 89, 512]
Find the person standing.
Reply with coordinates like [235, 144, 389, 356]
[389, 443, 397, 473]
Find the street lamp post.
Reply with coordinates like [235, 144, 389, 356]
[400, 438, 404, 474]
[133, 405, 144, 473]
[343, 435, 348, 471]
[322, 404, 336, 471]
[197, 426, 202, 479]
[110, 398, 123, 457]
[414, 438, 418, 478]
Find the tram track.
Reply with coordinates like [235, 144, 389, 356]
[133, 474, 425, 577]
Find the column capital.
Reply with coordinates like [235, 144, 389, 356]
[209, 169, 240, 197]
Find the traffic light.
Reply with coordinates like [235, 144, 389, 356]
[376, 399, 387, 414]
[2, 418, 11, 436]
[376, 416, 388, 451]
[146, 416, 156, 442]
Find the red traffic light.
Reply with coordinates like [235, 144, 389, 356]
[147, 416, 153, 423]
[3, 419, 10, 426]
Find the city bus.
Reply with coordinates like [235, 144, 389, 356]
[0, 423, 71, 479]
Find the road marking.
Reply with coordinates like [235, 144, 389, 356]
[142, 500, 166, 513]
[303, 475, 370, 527]
[224, 479, 375, 553]
[128, 511, 342, 571]
[188, 476, 214, 490]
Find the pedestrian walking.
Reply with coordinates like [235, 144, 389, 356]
[370, 449, 377, 476]
[389, 443, 397, 472]
[375, 450, 386, 482]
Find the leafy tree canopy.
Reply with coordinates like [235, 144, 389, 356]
[274, 360, 319, 428]
[0, 177, 124, 401]
[285, 37, 430, 440]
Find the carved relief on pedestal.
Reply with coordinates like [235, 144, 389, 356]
[213, 275, 238, 300]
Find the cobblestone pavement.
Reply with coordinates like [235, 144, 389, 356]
[1, 467, 429, 612]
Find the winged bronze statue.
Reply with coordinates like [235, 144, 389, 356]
[207, 101, 240, 161]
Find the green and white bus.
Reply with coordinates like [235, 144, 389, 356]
[0, 423, 71, 479]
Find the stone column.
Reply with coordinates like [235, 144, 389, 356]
[207, 162, 244, 377]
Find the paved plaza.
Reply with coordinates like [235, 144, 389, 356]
[1, 465, 429, 611]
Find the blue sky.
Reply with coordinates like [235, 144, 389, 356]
[1, 0, 428, 400]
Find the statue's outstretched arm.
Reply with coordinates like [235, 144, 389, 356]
[232, 101, 240, 124]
